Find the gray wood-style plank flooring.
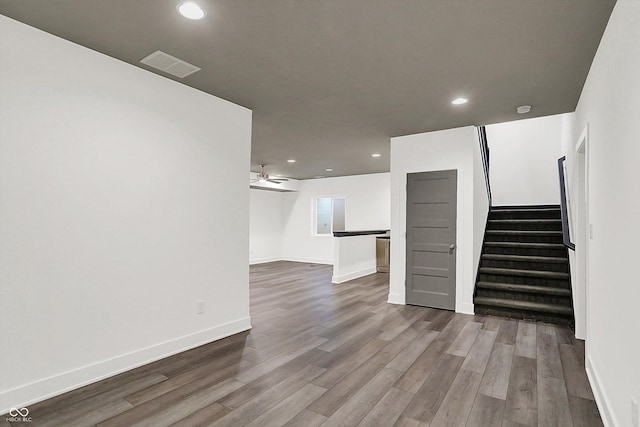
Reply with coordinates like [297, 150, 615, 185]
[5, 261, 603, 426]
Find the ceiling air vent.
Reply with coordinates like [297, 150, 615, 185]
[140, 50, 201, 78]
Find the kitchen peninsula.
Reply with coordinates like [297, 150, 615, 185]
[331, 230, 389, 284]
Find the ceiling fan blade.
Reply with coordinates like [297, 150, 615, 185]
[267, 178, 288, 183]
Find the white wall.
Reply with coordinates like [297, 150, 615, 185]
[562, 1, 640, 425]
[332, 235, 378, 283]
[281, 173, 390, 264]
[249, 189, 284, 264]
[559, 112, 587, 341]
[0, 16, 252, 412]
[389, 126, 481, 314]
[486, 114, 566, 206]
[473, 132, 491, 281]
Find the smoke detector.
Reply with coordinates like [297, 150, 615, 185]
[517, 105, 532, 114]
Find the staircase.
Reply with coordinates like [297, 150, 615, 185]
[474, 205, 574, 326]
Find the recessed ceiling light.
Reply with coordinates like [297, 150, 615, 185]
[287, 159, 296, 163]
[177, 2, 205, 20]
[371, 153, 381, 158]
[451, 97, 469, 105]
[325, 168, 333, 172]
[517, 105, 532, 114]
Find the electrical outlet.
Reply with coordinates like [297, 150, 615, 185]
[632, 396, 639, 427]
[196, 300, 205, 315]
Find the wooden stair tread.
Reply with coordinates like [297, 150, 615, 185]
[476, 281, 571, 296]
[480, 267, 569, 280]
[473, 297, 573, 315]
[481, 254, 568, 263]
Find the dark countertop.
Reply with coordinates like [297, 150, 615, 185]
[333, 230, 389, 237]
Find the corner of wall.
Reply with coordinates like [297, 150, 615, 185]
[585, 356, 617, 427]
[0, 16, 253, 414]
[387, 292, 405, 305]
[459, 302, 475, 315]
[389, 126, 478, 314]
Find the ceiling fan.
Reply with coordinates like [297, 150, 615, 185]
[251, 164, 289, 184]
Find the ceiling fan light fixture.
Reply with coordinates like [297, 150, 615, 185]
[251, 164, 290, 185]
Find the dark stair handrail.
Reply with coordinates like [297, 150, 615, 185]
[557, 156, 575, 251]
[477, 126, 492, 207]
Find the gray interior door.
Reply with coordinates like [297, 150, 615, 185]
[405, 170, 457, 310]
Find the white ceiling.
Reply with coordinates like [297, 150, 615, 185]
[0, 0, 615, 179]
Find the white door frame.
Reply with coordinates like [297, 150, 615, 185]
[574, 123, 589, 341]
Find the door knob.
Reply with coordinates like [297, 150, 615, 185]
[449, 244, 455, 254]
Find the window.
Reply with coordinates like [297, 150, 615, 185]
[314, 196, 345, 235]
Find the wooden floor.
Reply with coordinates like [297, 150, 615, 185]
[7, 261, 603, 427]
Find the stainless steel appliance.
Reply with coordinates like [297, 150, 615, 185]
[376, 236, 390, 273]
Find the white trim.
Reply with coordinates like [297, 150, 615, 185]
[332, 266, 377, 284]
[574, 123, 589, 341]
[586, 355, 616, 427]
[387, 292, 405, 305]
[249, 256, 282, 265]
[574, 123, 589, 153]
[459, 302, 475, 315]
[0, 317, 252, 414]
[282, 256, 333, 265]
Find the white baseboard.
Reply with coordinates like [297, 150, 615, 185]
[458, 302, 475, 315]
[331, 266, 377, 284]
[387, 295, 472, 313]
[585, 355, 616, 427]
[282, 256, 333, 265]
[387, 292, 405, 305]
[0, 317, 252, 414]
[249, 256, 281, 265]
